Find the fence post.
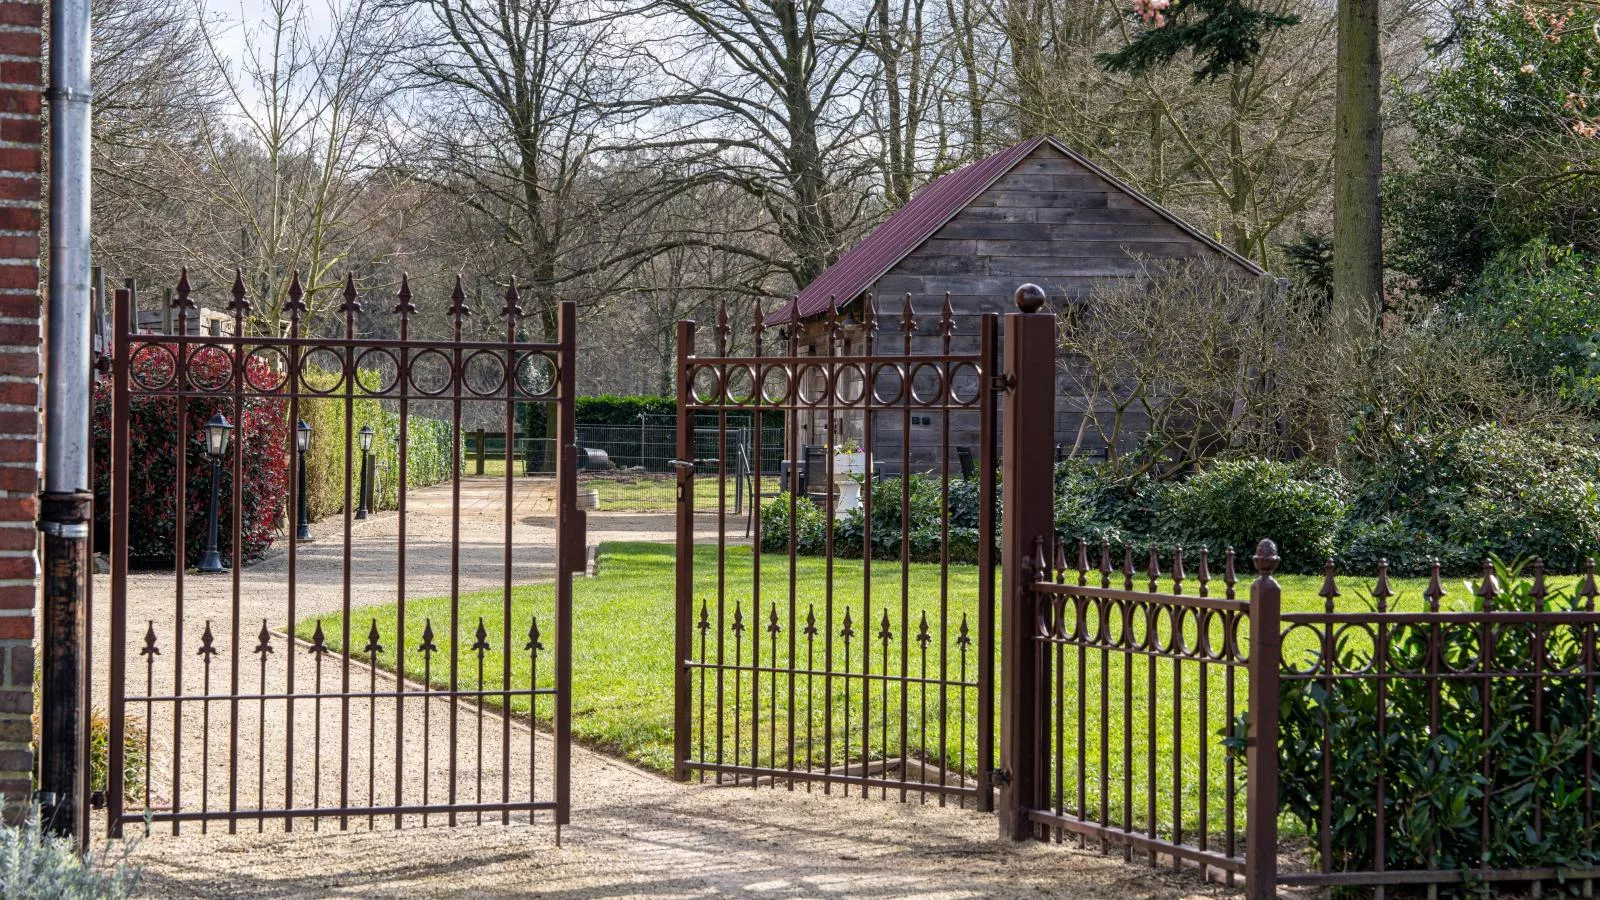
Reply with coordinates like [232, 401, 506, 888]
[672, 319, 696, 781]
[998, 284, 1056, 840]
[1245, 539, 1282, 897]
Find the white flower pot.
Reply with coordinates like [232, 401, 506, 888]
[833, 452, 867, 512]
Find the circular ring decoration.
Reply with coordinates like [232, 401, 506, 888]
[1546, 622, 1584, 673]
[1171, 606, 1196, 656]
[407, 348, 453, 397]
[1331, 624, 1377, 675]
[1280, 624, 1326, 676]
[301, 347, 347, 394]
[515, 352, 558, 398]
[1440, 624, 1481, 673]
[1490, 623, 1536, 673]
[871, 364, 905, 406]
[129, 343, 178, 392]
[949, 362, 982, 406]
[833, 363, 866, 406]
[1383, 623, 1429, 675]
[1127, 601, 1150, 651]
[355, 348, 401, 396]
[796, 363, 827, 406]
[1149, 604, 1176, 654]
[1196, 608, 1225, 661]
[760, 364, 791, 405]
[243, 346, 288, 393]
[462, 349, 507, 398]
[1229, 612, 1250, 664]
[910, 362, 947, 407]
[723, 365, 756, 406]
[186, 344, 235, 392]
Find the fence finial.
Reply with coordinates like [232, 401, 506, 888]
[174, 267, 194, 309]
[1014, 283, 1046, 313]
[448, 273, 470, 320]
[940, 292, 955, 338]
[1251, 539, 1280, 576]
[339, 271, 360, 316]
[1580, 558, 1597, 610]
[900, 293, 916, 337]
[500, 275, 522, 321]
[394, 273, 415, 316]
[1075, 539, 1088, 586]
[1372, 559, 1392, 612]
[1223, 547, 1238, 599]
[715, 300, 731, 354]
[1098, 538, 1112, 587]
[1424, 558, 1445, 612]
[1196, 547, 1211, 597]
[1146, 545, 1161, 592]
[1476, 559, 1500, 608]
[229, 269, 249, 315]
[1171, 544, 1185, 594]
[1531, 557, 1547, 610]
[285, 270, 306, 317]
[1318, 558, 1339, 613]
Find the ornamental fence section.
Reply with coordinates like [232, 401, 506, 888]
[677, 286, 1600, 899]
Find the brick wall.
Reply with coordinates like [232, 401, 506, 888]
[0, 0, 41, 810]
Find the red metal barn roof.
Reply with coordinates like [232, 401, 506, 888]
[770, 135, 1264, 322]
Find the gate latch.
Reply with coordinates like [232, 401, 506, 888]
[991, 373, 1015, 392]
[989, 768, 1011, 786]
[669, 460, 694, 503]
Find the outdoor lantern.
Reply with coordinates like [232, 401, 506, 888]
[356, 425, 375, 519]
[197, 412, 232, 574]
[204, 412, 233, 458]
[295, 418, 313, 541]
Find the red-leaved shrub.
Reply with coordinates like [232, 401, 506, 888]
[93, 344, 290, 567]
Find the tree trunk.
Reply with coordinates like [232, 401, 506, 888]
[1332, 0, 1383, 329]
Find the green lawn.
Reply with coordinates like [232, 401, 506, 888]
[583, 475, 784, 512]
[305, 543, 1574, 835]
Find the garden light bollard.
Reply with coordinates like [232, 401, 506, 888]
[296, 418, 312, 540]
[197, 412, 233, 573]
[357, 424, 374, 519]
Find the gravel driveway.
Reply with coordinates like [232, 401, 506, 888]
[94, 476, 1240, 898]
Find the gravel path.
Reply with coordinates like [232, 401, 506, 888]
[96, 476, 1240, 898]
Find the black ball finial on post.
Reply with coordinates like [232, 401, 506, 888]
[1252, 538, 1281, 576]
[1014, 283, 1046, 313]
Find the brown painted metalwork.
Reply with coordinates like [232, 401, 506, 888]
[1013, 537, 1261, 888]
[105, 275, 577, 835]
[674, 294, 999, 806]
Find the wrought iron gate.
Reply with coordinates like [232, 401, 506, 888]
[673, 297, 999, 806]
[105, 273, 578, 835]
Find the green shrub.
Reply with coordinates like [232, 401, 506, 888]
[1458, 239, 1600, 409]
[1158, 458, 1346, 573]
[760, 474, 991, 565]
[0, 809, 140, 898]
[299, 366, 455, 521]
[1341, 424, 1600, 575]
[1277, 558, 1600, 885]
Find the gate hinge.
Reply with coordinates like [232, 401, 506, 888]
[991, 373, 1015, 392]
[989, 768, 1011, 786]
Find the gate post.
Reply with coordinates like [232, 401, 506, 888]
[672, 320, 695, 781]
[1245, 539, 1283, 897]
[998, 284, 1056, 841]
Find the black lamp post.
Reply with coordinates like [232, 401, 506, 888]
[296, 418, 313, 541]
[197, 412, 233, 574]
[356, 425, 374, 519]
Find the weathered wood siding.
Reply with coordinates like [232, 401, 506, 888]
[791, 143, 1256, 475]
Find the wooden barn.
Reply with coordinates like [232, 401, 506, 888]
[771, 134, 1267, 476]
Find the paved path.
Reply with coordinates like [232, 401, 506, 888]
[96, 476, 1237, 898]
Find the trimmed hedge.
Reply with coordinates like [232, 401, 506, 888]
[299, 366, 454, 520]
[92, 345, 290, 566]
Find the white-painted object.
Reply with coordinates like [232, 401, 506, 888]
[833, 452, 867, 513]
